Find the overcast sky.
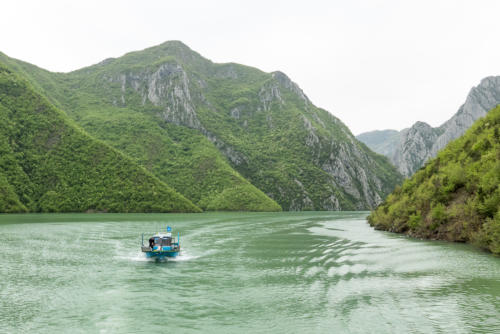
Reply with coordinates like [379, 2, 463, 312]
[2, 0, 500, 134]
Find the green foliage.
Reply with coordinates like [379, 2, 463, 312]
[369, 105, 500, 254]
[76, 109, 281, 211]
[408, 213, 422, 230]
[481, 213, 500, 254]
[430, 203, 447, 229]
[0, 173, 28, 213]
[205, 184, 281, 211]
[0, 63, 201, 213]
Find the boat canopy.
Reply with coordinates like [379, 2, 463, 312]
[154, 232, 172, 237]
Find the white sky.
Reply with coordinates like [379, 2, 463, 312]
[2, 0, 500, 134]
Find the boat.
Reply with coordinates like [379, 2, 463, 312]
[141, 226, 180, 259]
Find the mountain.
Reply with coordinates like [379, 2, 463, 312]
[368, 105, 500, 254]
[390, 122, 443, 177]
[356, 130, 400, 158]
[0, 41, 402, 211]
[0, 62, 201, 213]
[357, 76, 500, 177]
[0, 49, 282, 212]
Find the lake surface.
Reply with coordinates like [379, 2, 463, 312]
[0, 212, 499, 333]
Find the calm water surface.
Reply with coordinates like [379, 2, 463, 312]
[0, 212, 499, 333]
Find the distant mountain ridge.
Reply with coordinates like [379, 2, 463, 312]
[357, 76, 500, 177]
[0, 41, 402, 211]
[356, 130, 400, 159]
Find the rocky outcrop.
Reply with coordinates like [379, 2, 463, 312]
[391, 122, 441, 177]
[111, 63, 203, 130]
[432, 76, 500, 155]
[259, 79, 284, 111]
[271, 71, 310, 105]
[358, 76, 500, 177]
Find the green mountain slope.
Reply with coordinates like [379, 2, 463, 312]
[368, 106, 500, 254]
[1, 41, 402, 210]
[0, 52, 281, 212]
[0, 62, 201, 213]
[74, 109, 281, 211]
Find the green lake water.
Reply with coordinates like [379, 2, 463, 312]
[0, 212, 499, 333]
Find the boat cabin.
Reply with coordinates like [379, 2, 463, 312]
[142, 231, 179, 252]
[149, 232, 173, 249]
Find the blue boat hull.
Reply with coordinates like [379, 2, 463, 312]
[145, 251, 179, 259]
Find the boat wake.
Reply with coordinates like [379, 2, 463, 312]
[116, 249, 216, 263]
[162, 249, 218, 262]
[115, 252, 150, 262]
[167, 251, 198, 262]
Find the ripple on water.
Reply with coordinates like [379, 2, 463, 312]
[0, 212, 499, 333]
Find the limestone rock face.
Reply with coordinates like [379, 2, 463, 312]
[358, 76, 500, 177]
[271, 71, 310, 104]
[392, 122, 440, 177]
[432, 76, 500, 156]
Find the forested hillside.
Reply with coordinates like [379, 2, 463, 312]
[0, 62, 201, 213]
[369, 106, 500, 254]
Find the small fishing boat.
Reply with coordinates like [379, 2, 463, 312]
[141, 226, 180, 259]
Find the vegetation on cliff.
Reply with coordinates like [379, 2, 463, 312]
[368, 105, 500, 254]
[0, 41, 401, 211]
[0, 63, 201, 213]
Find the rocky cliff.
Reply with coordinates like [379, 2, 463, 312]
[432, 76, 500, 155]
[358, 76, 500, 177]
[391, 122, 442, 177]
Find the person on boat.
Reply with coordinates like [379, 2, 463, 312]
[149, 237, 154, 249]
